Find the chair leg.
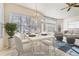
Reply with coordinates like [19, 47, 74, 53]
[16, 49, 20, 56]
[39, 41, 42, 54]
[48, 46, 53, 56]
[16, 49, 22, 56]
[17, 52, 20, 56]
[31, 41, 34, 55]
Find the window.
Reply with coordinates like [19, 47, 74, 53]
[68, 22, 79, 28]
[41, 16, 57, 32]
[0, 23, 3, 38]
[9, 13, 39, 34]
[45, 23, 56, 32]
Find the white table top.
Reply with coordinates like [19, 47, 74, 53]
[29, 35, 53, 40]
[22, 34, 54, 43]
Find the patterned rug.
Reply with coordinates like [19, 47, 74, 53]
[54, 40, 79, 56]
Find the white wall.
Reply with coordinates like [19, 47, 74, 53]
[0, 3, 4, 49]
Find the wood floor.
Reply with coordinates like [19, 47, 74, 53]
[0, 43, 70, 56]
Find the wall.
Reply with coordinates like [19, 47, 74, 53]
[3, 3, 43, 49]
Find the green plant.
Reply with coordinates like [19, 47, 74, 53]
[4, 23, 17, 39]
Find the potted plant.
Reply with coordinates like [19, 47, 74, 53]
[4, 23, 17, 48]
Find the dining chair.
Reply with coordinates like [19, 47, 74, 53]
[14, 36, 33, 56]
[14, 36, 23, 55]
[41, 37, 55, 55]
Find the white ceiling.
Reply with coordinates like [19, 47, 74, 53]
[17, 3, 79, 19]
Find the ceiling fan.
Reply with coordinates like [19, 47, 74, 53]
[61, 3, 79, 12]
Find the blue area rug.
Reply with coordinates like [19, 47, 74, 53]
[58, 44, 72, 52]
[54, 40, 79, 56]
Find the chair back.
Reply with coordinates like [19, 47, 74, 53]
[14, 36, 23, 52]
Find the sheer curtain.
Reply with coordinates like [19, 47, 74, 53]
[0, 3, 4, 38]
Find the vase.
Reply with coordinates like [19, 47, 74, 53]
[8, 37, 14, 48]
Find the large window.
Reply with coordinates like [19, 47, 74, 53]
[9, 13, 39, 34]
[9, 13, 57, 34]
[45, 23, 56, 32]
[41, 16, 57, 32]
[68, 22, 79, 28]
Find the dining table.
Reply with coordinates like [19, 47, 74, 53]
[22, 33, 55, 55]
[22, 33, 54, 42]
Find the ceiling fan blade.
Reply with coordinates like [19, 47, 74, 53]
[61, 7, 68, 10]
[66, 3, 70, 5]
[73, 5, 79, 7]
[66, 3, 77, 6]
[61, 3, 79, 12]
[71, 3, 77, 6]
[67, 8, 71, 12]
[66, 3, 71, 6]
